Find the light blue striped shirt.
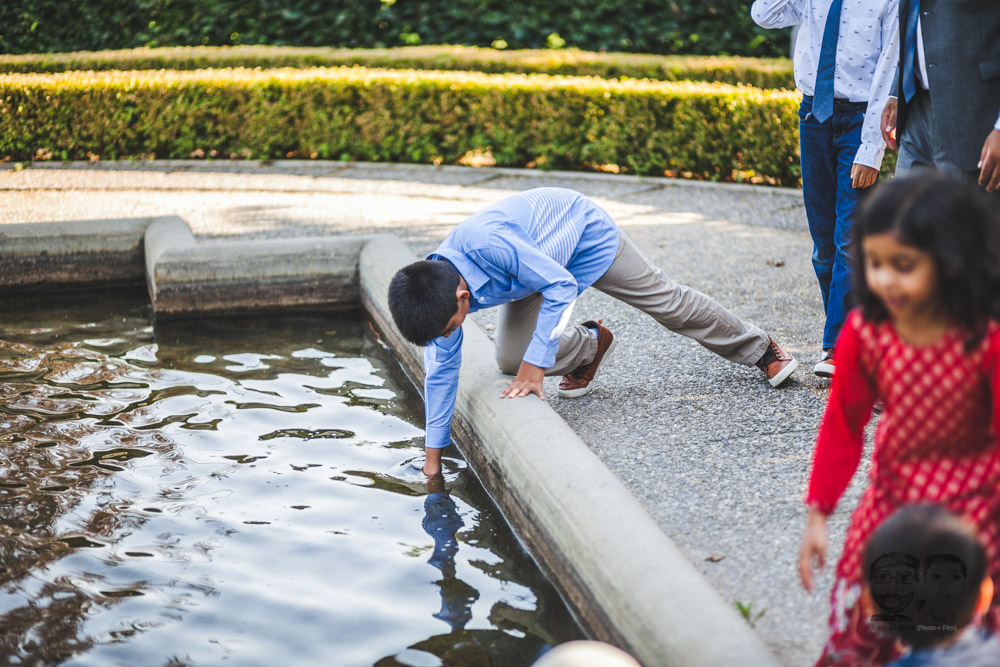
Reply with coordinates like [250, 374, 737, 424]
[422, 187, 619, 449]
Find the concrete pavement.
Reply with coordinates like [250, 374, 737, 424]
[0, 161, 872, 665]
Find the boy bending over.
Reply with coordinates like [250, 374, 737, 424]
[388, 188, 797, 476]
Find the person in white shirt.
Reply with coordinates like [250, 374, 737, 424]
[879, 0, 1000, 193]
[751, 0, 898, 379]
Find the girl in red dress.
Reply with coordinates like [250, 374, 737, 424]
[798, 172, 1000, 666]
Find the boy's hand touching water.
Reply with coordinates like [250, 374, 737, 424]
[799, 507, 829, 591]
[423, 447, 442, 477]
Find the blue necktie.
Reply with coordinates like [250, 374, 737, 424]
[812, 0, 844, 123]
[901, 0, 921, 102]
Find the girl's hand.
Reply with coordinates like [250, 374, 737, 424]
[799, 508, 829, 591]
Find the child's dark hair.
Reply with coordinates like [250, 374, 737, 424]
[388, 260, 461, 346]
[852, 171, 1000, 348]
[864, 503, 987, 648]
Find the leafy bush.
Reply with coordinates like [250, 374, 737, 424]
[0, 1, 790, 58]
[0, 67, 802, 184]
[0, 45, 796, 89]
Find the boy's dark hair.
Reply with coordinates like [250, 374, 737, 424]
[851, 171, 1000, 349]
[388, 260, 461, 346]
[864, 504, 987, 648]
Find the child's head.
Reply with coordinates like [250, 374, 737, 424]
[863, 503, 991, 649]
[388, 260, 468, 346]
[852, 171, 1000, 344]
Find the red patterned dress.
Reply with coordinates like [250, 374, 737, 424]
[807, 310, 1000, 666]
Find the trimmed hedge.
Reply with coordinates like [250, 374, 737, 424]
[0, 45, 796, 89]
[0, 67, 802, 185]
[0, 1, 790, 58]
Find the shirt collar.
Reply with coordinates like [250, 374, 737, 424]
[427, 249, 489, 296]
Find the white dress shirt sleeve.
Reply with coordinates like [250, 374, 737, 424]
[750, 0, 805, 29]
[854, 1, 900, 169]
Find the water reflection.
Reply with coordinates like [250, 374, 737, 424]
[424, 474, 477, 630]
[1, 289, 581, 665]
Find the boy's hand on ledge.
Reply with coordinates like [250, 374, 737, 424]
[500, 361, 546, 400]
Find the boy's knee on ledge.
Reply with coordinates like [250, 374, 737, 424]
[495, 348, 521, 376]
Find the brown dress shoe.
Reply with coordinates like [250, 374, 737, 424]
[813, 349, 835, 378]
[558, 320, 616, 398]
[755, 336, 799, 387]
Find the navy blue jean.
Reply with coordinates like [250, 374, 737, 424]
[798, 94, 866, 350]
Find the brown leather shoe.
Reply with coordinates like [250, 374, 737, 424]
[813, 349, 835, 378]
[755, 336, 798, 387]
[558, 320, 616, 398]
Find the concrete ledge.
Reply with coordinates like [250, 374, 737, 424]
[0, 216, 370, 317]
[0, 216, 181, 289]
[361, 235, 779, 667]
[144, 218, 370, 317]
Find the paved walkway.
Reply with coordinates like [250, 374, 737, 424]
[0, 161, 872, 665]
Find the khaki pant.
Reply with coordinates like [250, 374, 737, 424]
[494, 232, 769, 376]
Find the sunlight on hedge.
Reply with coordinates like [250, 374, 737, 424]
[0, 65, 802, 185]
[0, 45, 795, 90]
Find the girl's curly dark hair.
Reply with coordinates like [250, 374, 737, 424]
[851, 171, 1000, 349]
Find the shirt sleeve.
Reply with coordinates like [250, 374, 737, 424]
[805, 312, 878, 515]
[481, 224, 579, 369]
[423, 328, 463, 449]
[854, 2, 899, 169]
[750, 0, 804, 29]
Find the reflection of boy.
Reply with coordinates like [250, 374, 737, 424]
[862, 504, 1000, 666]
[423, 474, 477, 629]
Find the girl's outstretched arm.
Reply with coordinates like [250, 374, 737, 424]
[805, 312, 877, 514]
[799, 507, 829, 591]
[800, 312, 875, 591]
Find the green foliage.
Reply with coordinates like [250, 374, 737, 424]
[0, 68, 802, 185]
[0, 1, 790, 58]
[0, 45, 796, 89]
[735, 600, 766, 628]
